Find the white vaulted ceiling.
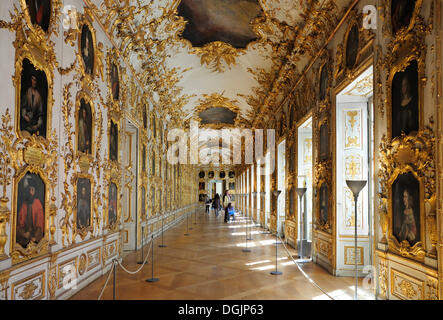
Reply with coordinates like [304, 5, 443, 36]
[90, 0, 339, 123]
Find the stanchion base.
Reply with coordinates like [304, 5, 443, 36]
[246, 237, 253, 240]
[270, 271, 282, 275]
[158, 244, 167, 248]
[184, 233, 190, 236]
[137, 261, 145, 264]
[261, 231, 272, 235]
[146, 278, 159, 283]
[242, 249, 251, 252]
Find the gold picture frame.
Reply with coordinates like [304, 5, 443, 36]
[15, 50, 53, 142]
[11, 167, 50, 264]
[77, 13, 97, 82]
[75, 91, 95, 160]
[383, 0, 423, 38]
[387, 168, 426, 261]
[106, 179, 120, 232]
[20, 0, 62, 38]
[74, 173, 94, 241]
[107, 48, 121, 106]
[386, 55, 425, 142]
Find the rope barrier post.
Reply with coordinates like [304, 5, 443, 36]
[146, 234, 159, 283]
[270, 232, 282, 275]
[184, 212, 190, 236]
[194, 209, 197, 225]
[242, 214, 251, 253]
[113, 260, 116, 300]
[137, 226, 145, 264]
[246, 210, 252, 241]
[159, 215, 167, 248]
[189, 210, 193, 230]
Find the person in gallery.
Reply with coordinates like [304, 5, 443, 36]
[212, 193, 221, 218]
[77, 186, 90, 229]
[398, 189, 417, 243]
[78, 105, 91, 154]
[21, 72, 44, 136]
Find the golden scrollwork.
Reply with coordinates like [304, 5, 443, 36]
[378, 123, 435, 261]
[190, 42, 246, 73]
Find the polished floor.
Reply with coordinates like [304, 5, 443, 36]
[70, 209, 375, 300]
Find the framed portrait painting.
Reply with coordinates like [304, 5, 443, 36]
[199, 171, 205, 179]
[16, 172, 46, 249]
[77, 97, 93, 155]
[80, 22, 95, 77]
[228, 171, 235, 178]
[345, 24, 359, 70]
[391, 0, 417, 35]
[391, 60, 419, 139]
[109, 120, 118, 162]
[208, 171, 214, 179]
[392, 172, 420, 246]
[110, 62, 119, 101]
[319, 183, 328, 225]
[19, 58, 48, 139]
[108, 182, 118, 227]
[76, 178, 91, 231]
[319, 122, 329, 161]
[319, 64, 328, 101]
[25, 0, 51, 33]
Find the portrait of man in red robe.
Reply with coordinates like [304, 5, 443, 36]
[16, 174, 45, 248]
[26, 0, 51, 32]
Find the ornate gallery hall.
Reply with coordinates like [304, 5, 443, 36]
[0, 0, 442, 301]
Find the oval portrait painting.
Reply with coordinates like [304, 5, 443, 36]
[80, 23, 95, 76]
[345, 24, 359, 70]
[26, 0, 51, 32]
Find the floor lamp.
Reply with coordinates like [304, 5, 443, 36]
[295, 187, 308, 262]
[345, 179, 367, 301]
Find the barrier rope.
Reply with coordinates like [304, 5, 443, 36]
[96, 209, 196, 299]
[117, 238, 152, 275]
[97, 260, 116, 300]
[276, 232, 335, 300]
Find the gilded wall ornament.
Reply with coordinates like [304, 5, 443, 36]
[378, 124, 435, 261]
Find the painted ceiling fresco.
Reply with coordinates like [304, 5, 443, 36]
[177, 0, 262, 48]
[199, 107, 237, 124]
